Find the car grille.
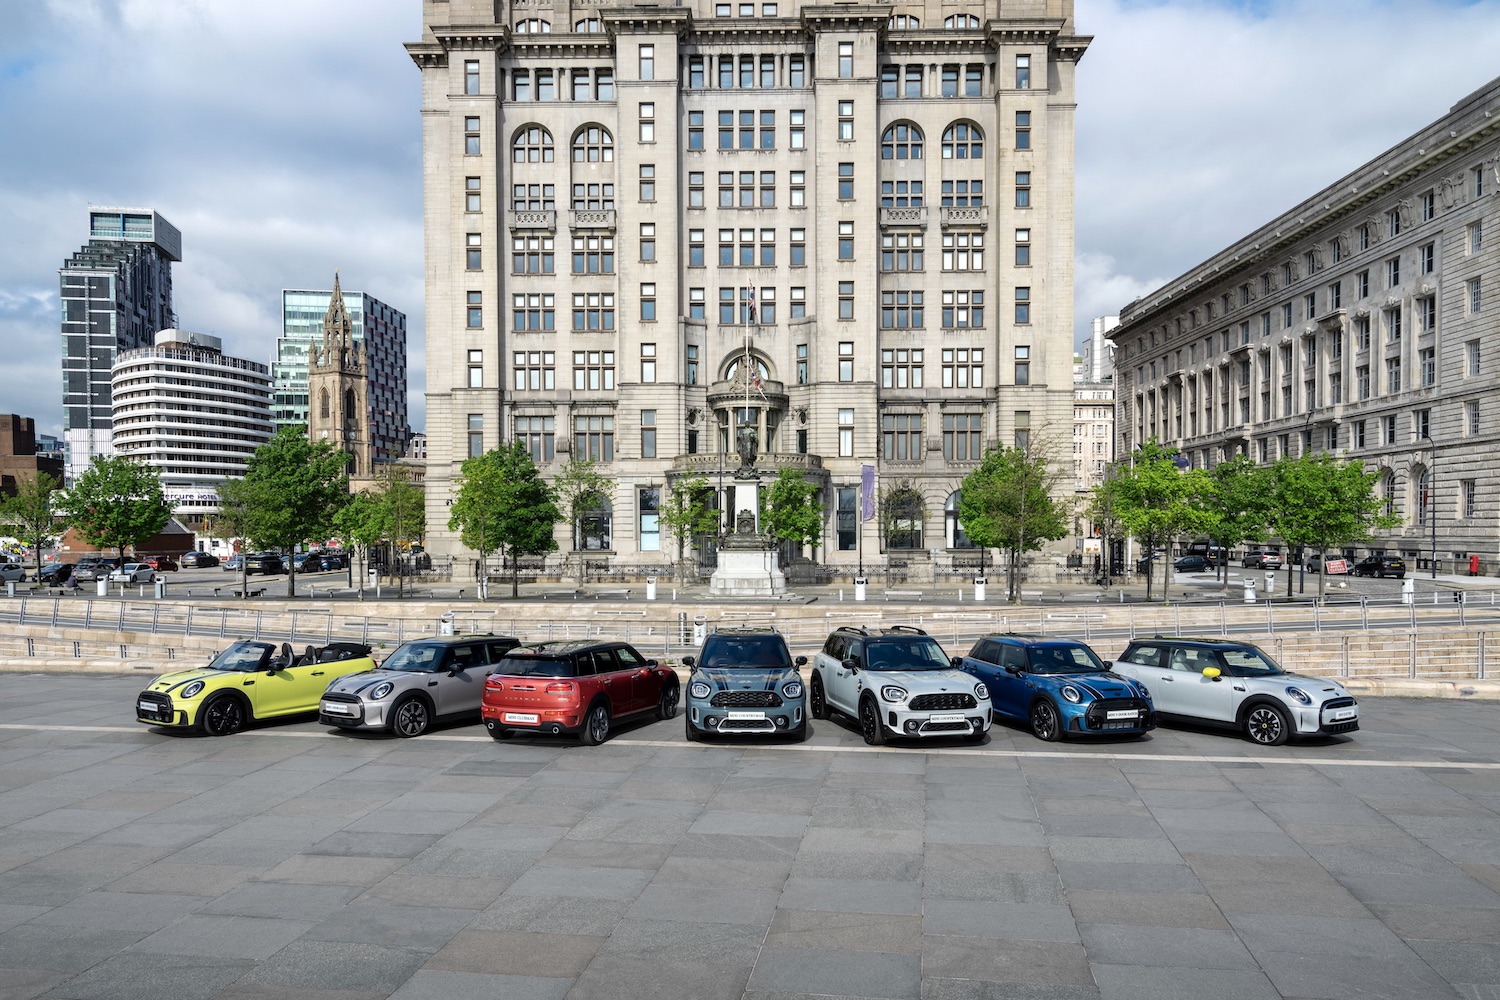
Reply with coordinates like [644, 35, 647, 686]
[711, 690, 782, 708]
[1319, 696, 1358, 734]
[137, 691, 173, 723]
[910, 692, 977, 711]
[318, 690, 364, 726]
[1084, 698, 1151, 731]
[920, 720, 971, 733]
[321, 691, 360, 704]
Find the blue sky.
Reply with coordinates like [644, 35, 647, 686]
[1, 0, 1498, 437]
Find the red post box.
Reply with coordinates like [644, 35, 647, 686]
[1469, 554, 1480, 576]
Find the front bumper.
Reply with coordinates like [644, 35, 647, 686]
[1064, 698, 1156, 734]
[688, 699, 804, 735]
[136, 690, 194, 728]
[1301, 696, 1360, 735]
[884, 698, 991, 738]
[319, 692, 391, 730]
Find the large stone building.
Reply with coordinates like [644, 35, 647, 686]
[1110, 78, 1500, 573]
[0, 416, 65, 497]
[59, 208, 181, 484]
[409, 0, 1089, 580]
[307, 275, 375, 480]
[111, 330, 273, 520]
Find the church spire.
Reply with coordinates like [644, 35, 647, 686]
[321, 271, 354, 364]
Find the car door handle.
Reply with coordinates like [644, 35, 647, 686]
[427, 680, 438, 687]
[602, 678, 612, 685]
[311, 671, 324, 676]
[1233, 685, 1246, 692]
[1162, 676, 1173, 682]
[243, 680, 254, 686]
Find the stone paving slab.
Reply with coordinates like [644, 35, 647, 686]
[0, 676, 1499, 998]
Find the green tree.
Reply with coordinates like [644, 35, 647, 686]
[450, 444, 561, 598]
[215, 426, 349, 598]
[1199, 452, 1274, 586]
[552, 455, 615, 580]
[332, 491, 383, 597]
[879, 480, 926, 552]
[657, 474, 718, 575]
[1098, 439, 1207, 602]
[448, 450, 506, 595]
[0, 472, 63, 581]
[62, 456, 171, 568]
[1082, 486, 1123, 587]
[1270, 453, 1402, 603]
[760, 467, 822, 554]
[370, 464, 425, 596]
[958, 444, 1070, 603]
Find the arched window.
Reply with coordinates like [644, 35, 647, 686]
[881, 122, 923, 160]
[572, 125, 614, 162]
[512, 125, 555, 163]
[1381, 470, 1397, 518]
[319, 389, 330, 420]
[1416, 467, 1431, 526]
[942, 121, 983, 159]
[944, 13, 979, 28]
[888, 14, 920, 28]
[344, 389, 357, 422]
[945, 491, 976, 549]
[723, 356, 770, 382]
[514, 18, 551, 32]
[574, 17, 603, 31]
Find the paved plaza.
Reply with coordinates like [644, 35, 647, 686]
[0, 675, 1497, 1000]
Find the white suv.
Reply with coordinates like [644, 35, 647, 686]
[811, 625, 990, 745]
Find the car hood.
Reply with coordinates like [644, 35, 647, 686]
[145, 667, 241, 694]
[1262, 672, 1349, 696]
[865, 668, 985, 696]
[322, 668, 426, 697]
[693, 666, 801, 691]
[1037, 672, 1146, 700]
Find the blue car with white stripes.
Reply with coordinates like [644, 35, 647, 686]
[958, 634, 1155, 742]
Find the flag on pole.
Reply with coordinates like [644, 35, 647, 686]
[861, 465, 876, 522]
[751, 368, 769, 403]
[746, 282, 757, 323]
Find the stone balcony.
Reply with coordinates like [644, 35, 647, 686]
[569, 209, 616, 230]
[506, 210, 556, 231]
[670, 451, 824, 474]
[880, 207, 928, 228]
[940, 205, 989, 229]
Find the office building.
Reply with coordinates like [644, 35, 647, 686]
[273, 286, 409, 465]
[111, 329, 273, 518]
[1081, 314, 1116, 383]
[1110, 77, 1500, 572]
[59, 208, 181, 484]
[0, 416, 65, 497]
[409, 0, 1090, 579]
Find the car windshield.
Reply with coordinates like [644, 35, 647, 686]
[495, 655, 574, 677]
[1026, 643, 1107, 675]
[379, 643, 449, 673]
[1219, 646, 1285, 676]
[864, 637, 950, 671]
[700, 636, 791, 669]
[207, 641, 273, 673]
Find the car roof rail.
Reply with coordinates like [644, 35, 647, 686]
[710, 624, 781, 635]
[879, 625, 928, 636]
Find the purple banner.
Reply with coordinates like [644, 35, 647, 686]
[861, 464, 875, 522]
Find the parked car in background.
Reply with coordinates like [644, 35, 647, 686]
[1111, 637, 1358, 746]
[244, 552, 283, 576]
[110, 563, 156, 584]
[181, 551, 219, 568]
[1174, 554, 1213, 573]
[74, 559, 110, 583]
[481, 639, 677, 744]
[222, 554, 243, 572]
[137, 640, 376, 736]
[143, 555, 178, 572]
[292, 552, 317, 573]
[684, 626, 808, 741]
[319, 551, 348, 571]
[960, 634, 1153, 742]
[1352, 554, 1405, 578]
[1242, 551, 1284, 570]
[0, 563, 27, 583]
[811, 624, 988, 745]
[36, 562, 73, 585]
[320, 634, 521, 737]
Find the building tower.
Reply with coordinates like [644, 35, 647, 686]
[307, 274, 373, 478]
[59, 208, 181, 484]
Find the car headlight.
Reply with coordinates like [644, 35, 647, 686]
[1135, 682, 1151, 701]
[180, 680, 205, 699]
[1060, 685, 1083, 704]
[782, 681, 804, 699]
[370, 681, 394, 700]
[1285, 686, 1312, 706]
[880, 685, 908, 703]
[690, 681, 712, 699]
[973, 682, 989, 701]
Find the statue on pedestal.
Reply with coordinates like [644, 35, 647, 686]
[735, 423, 758, 472]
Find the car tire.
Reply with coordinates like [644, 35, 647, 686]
[788, 717, 808, 742]
[390, 695, 431, 738]
[200, 694, 247, 737]
[859, 696, 886, 746]
[1030, 698, 1063, 742]
[579, 702, 611, 746]
[1244, 703, 1291, 746]
[810, 675, 829, 720]
[684, 716, 702, 742]
[656, 683, 679, 721]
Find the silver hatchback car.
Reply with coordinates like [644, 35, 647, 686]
[319, 634, 520, 737]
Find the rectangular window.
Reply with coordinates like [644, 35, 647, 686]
[464, 60, 480, 95]
[838, 220, 854, 260]
[838, 341, 854, 382]
[511, 293, 556, 332]
[1421, 190, 1435, 221]
[1476, 164, 1487, 198]
[838, 42, 853, 78]
[789, 109, 806, 149]
[1467, 339, 1480, 376]
[1386, 357, 1401, 394]
[880, 348, 924, 389]
[467, 414, 484, 458]
[940, 289, 983, 329]
[796, 343, 808, 384]
[640, 414, 657, 462]
[512, 350, 556, 391]
[510, 234, 554, 274]
[1014, 345, 1030, 385]
[790, 286, 806, 319]
[789, 56, 805, 88]
[718, 111, 733, 150]
[640, 284, 656, 322]
[1015, 110, 1031, 149]
[637, 164, 656, 203]
[838, 281, 854, 320]
[838, 162, 854, 200]
[1354, 314, 1370, 350]
[510, 182, 554, 210]
[838, 100, 853, 140]
[1014, 287, 1031, 324]
[1356, 364, 1370, 400]
[688, 229, 704, 268]
[879, 289, 923, 329]
[1387, 256, 1401, 287]
[1353, 420, 1366, 448]
[881, 413, 922, 461]
[719, 287, 734, 324]
[1356, 270, 1369, 299]
[466, 232, 482, 271]
[637, 103, 655, 143]
[467, 349, 483, 388]
[790, 170, 806, 206]
[572, 292, 616, 332]
[638, 44, 654, 80]
[1420, 347, 1435, 387]
[880, 232, 923, 272]
[1015, 171, 1031, 207]
[942, 231, 983, 271]
[1418, 296, 1435, 333]
[1015, 53, 1030, 89]
[464, 116, 481, 155]
[1415, 408, 1431, 442]
[1469, 277, 1483, 313]
[1420, 242, 1434, 274]
[465, 176, 481, 213]
[688, 58, 705, 89]
[1470, 221, 1484, 254]
[941, 64, 958, 99]
[686, 343, 700, 384]
[515, 415, 555, 464]
[1469, 400, 1481, 435]
[739, 109, 755, 148]
[837, 487, 856, 549]
[965, 63, 982, 97]
[880, 65, 898, 98]
[571, 235, 614, 274]
[596, 69, 613, 100]
[574, 415, 615, 462]
[536, 70, 555, 101]
[760, 110, 776, 149]
[790, 228, 806, 266]
[1387, 208, 1402, 238]
[838, 408, 854, 456]
[1014, 410, 1031, 451]
[1465, 479, 1478, 519]
[638, 486, 660, 549]
[571, 351, 616, 391]
[1386, 307, 1402, 343]
[904, 65, 922, 98]
[942, 413, 983, 462]
[1014, 228, 1031, 266]
[466, 290, 482, 328]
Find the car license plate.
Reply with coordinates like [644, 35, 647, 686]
[321, 702, 350, 714]
[1106, 710, 1139, 720]
[137, 701, 155, 713]
[727, 711, 765, 720]
[929, 714, 965, 723]
[1333, 709, 1356, 720]
[503, 712, 538, 724]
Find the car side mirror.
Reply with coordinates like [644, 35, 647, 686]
[1102, 660, 1114, 669]
[795, 655, 807, 667]
[1004, 663, 1021, 675]
[682, 655, 696, 667]
[646, 659, 659, 667]
[950, 656, 964, 668]
[842, 657, 858, 672]
[1202, 666, 1222, 682]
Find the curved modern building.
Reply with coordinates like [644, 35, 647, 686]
[111, 329, 273, 517]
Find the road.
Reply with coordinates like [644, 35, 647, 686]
[0, 677, 1497, 999]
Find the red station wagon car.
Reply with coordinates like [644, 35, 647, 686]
[481, 639, 680, 745]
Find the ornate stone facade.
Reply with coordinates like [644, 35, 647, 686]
[308, 274, 373, 479]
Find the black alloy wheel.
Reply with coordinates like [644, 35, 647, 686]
[1244, 703, 1291, 746]
[200, 694, 246, 737]
[810, 676, 829, 720]
[391, 696, 431, 738]
[1030, 698, 1062, 742]
[656, 683, 679, 720]
[859, 697, 886, 746]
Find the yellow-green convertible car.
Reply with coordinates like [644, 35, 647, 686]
[136, 640, 376, 736]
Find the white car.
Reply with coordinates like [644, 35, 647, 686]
[0, 564, 27, 583]
[110, 563, 156, 584]
[1111, 637, 1358, 746]
[810, 624, 990, 744]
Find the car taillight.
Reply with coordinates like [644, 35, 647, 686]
[544, 682, 575, 695]
[485, 676, 504, 687]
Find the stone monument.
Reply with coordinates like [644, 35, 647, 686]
[708, 419, 787, 598]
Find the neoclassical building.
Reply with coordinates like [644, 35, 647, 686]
[1110, 77, 1500, 573]
[409, 0, 1089, 579]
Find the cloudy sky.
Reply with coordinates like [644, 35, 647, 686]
[2, 0, 1498, 439]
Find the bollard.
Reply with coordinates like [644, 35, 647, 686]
[4, 581, 13, 598]
[973, 577, 987, 602]
[96, 578, 108, 598]
[854, 577, 867, 602]
[646, 577, 657, 601]
[692, 615, 707, 646]
[1401, 578, 1415, 605]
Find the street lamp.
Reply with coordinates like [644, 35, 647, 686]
[1422, 433, 1437, 580]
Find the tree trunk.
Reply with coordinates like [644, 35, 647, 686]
[1006, 546, 1019, 603]
[511, 548, 520, 599]
[288, 555, 297, 599]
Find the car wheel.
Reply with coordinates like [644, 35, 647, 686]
[684, 716, 702, 742]
[579, 702, 611, 746]
[200, 694, 247, 737]
[788, 716, 809, 742]
[1244, 703, 1291, 746]
[390, 695, 431, 738]
[859, 696, 886, 746]
[1030, 698, 1063, 742]
[810, 676, 829, 720]
[656, 683, 679, 721]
